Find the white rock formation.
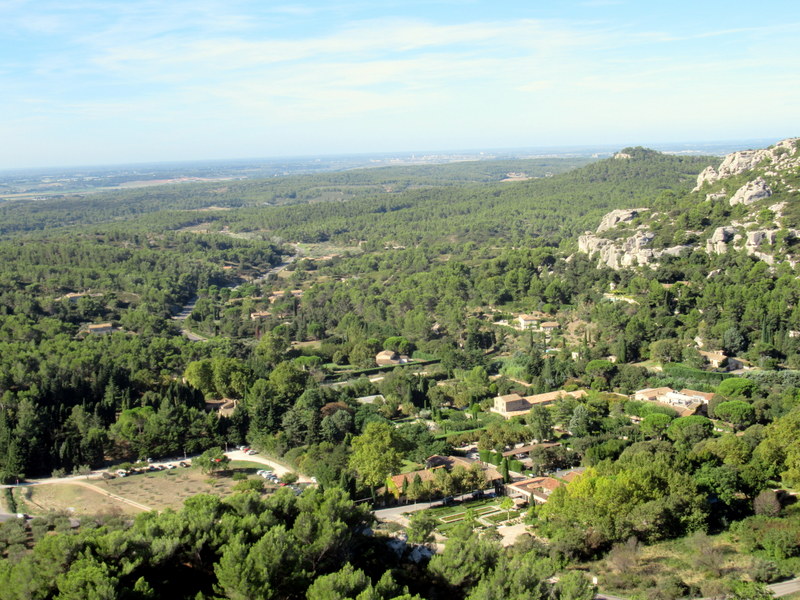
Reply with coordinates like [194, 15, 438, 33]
[692, 138, 799, 192]
[769, 201, 787, 217]
[745, 229, 778, 251]
[580, 226, 690, 270]
[705, 191, 727, 201]
[706, 226, 738, 254]
[729, 177, 772, 206]
[694, 166, 719, 191]
[596, 208, 648, 233]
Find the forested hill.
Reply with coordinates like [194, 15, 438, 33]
[578, 137, 800, 270]
[211, 150, 710, 247]
[0, 156, 589, 237]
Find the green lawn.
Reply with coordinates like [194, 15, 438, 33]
[485, 509, 523, 524]
[228, 460, 272, 471]
[399, 460, 424, 474]
[418, 497, 499, 518]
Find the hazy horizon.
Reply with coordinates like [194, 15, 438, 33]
[0, 136, 786, 176]
[3, 1, 799, 170]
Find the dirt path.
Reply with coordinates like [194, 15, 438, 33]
[69, 480, 152, 512]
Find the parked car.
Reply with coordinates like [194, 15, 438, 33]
[246, 449, 257, 455]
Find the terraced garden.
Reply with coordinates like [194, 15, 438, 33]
[411, 496, 524, 534]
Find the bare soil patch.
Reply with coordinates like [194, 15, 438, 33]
[17, 483, 141, 517]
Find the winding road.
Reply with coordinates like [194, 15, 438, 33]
[171, 256, 296, 341]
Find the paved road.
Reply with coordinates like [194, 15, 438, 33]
[182, 329, 208, 342]
[171, 296, 197, 321]
[595, 576, 800, 599]
[1, 472, 105, 489]
[769, 577, 800, 597]
[374, 500, 438, 526]
[171, 257, 295, 340]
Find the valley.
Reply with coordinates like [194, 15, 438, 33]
[1, 139, 800, 598]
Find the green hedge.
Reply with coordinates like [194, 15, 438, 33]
[663, 363, 732, 384]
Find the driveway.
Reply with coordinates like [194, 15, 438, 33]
[224, 450, 312, 483]
[374, 501, 437, 527]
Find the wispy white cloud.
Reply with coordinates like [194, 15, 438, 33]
[2, 0, 799, 166]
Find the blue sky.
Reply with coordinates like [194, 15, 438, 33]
[2, 0, 799, 168]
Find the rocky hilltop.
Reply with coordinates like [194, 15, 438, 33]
[579, 138, 800, 270]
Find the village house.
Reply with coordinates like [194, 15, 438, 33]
[355, 394, 385, 405]
[491, 389, 587, 419]
[540, 321, 560, 333]
[386, 467, 441, 497]
[675, 389, 715, 403]
[385, 454, 502, 498]
[267, 289, 305, 303]
[375, 350, 412, 366]
[56, 291, 103, 302]
[633, 387, 674, 403]
[492, 393, 529, 415]
[505, 468, 584, 504]
[86, 322, 115, 335]
[501, 442, 561, 460]
[515, 311, 553, 331]
[633, 387, 712, 416]
[505, 476, 563, 504]
[635, 387, 712, 406]
[425, 455, 502, 484]
[249, 311, 272, 320]
[699, 350, 728, 369]
[517, 314, 539, 330]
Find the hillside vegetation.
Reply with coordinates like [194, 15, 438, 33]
[2, 141, 800, 598]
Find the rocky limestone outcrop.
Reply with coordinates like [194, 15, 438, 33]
[692, 137, 800, 191]
[706, 226, 738, 254]
[694, 166, 719, 191]
[745, 229, 778, 250]
[706, 191, 727, 201]
[770, 201, 787, 216]
[729, 177, 772, 206]
[596, 208, 649, 233]
[579, 228, 690, 270]
[744, 230, 777, 264]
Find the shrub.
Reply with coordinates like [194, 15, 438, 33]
[281, 472, 299, 484]
[233, 479, 265, 493]
[754, 490, 781, 517]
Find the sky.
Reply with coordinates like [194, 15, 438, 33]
[2, 0, 800, 168]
